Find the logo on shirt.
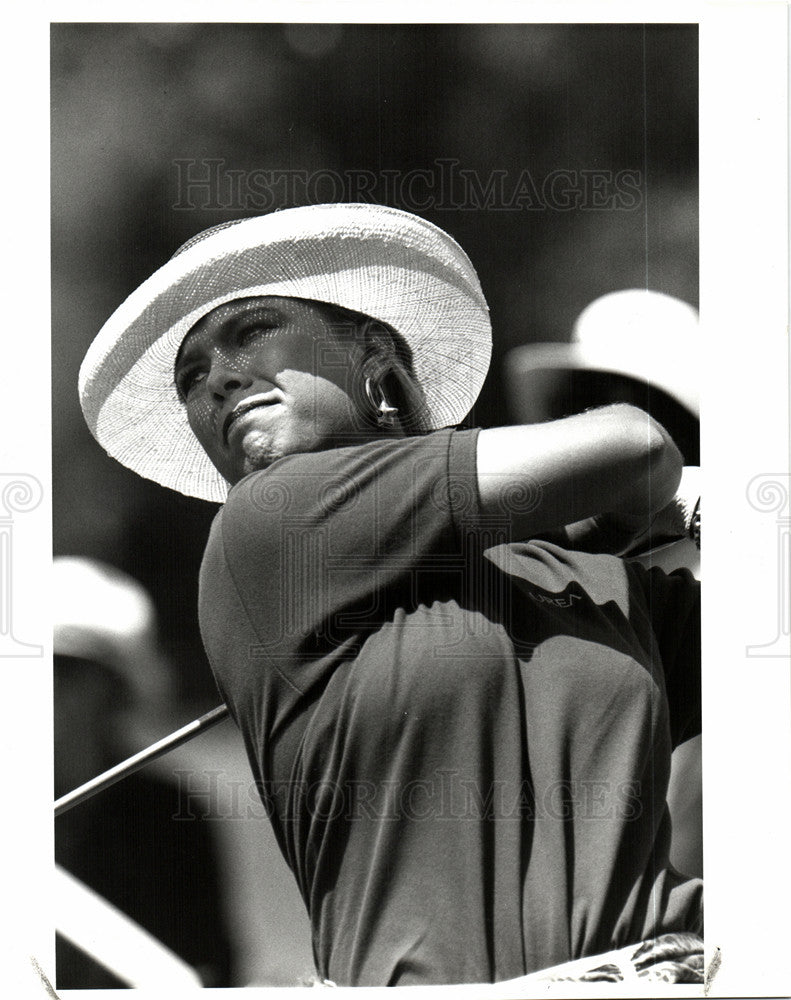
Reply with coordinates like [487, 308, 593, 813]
[527, 590, 582, 609]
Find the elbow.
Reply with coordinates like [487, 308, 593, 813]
[638, 408, 683, 510]
[614, 404, 683, 512]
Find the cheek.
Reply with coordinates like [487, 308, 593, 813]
[185, 396, 219, 451]
[283, 334, 363, 398]
[281, 370, 362, 428]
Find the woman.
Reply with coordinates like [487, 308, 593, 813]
[79, 203, 702, 986]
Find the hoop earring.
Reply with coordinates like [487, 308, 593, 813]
[364, 377, 399, 428]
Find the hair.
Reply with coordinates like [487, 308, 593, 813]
[315, 301, 432, 435]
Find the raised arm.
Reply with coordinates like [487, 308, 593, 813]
[476, 404, 683, 549]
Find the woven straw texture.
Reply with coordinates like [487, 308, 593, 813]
[79, 203, 492, 502]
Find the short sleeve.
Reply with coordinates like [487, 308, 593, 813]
[213, 428, 481, 674]
[626, 561, 701, 747]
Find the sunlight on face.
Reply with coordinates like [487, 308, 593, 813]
[174, 296, 374, 484]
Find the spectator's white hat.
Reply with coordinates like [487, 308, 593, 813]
[53, 557, 171, 707]
[505, 289, 700, 423]
[79, 203, 492, 502]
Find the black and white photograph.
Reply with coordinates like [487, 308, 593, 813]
[2, 4, 789, 997]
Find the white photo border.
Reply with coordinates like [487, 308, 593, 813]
[2, 2, 788, 997]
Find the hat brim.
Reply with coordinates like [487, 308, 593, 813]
[80, 204, 492, 502]
[504, 342, 700, 425]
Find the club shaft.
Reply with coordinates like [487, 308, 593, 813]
[54, 704, 230, 818]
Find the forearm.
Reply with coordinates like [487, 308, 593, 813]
[571, 403, 682, 520]
[549, 466, 700, 556]
[476, 404, 683, 541]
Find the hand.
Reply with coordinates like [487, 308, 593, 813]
[620, 466, 701, 557]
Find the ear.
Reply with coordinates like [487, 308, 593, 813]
[363, 376, 399, 429]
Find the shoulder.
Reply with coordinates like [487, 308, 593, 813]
[213, 429, 480, 559]
[224, 428, 478, 517]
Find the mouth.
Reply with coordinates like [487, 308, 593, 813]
[223, 391, 283, 443]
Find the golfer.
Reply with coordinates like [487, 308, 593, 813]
[79, 203, 702, 987]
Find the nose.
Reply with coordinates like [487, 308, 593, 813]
[206, 360, 253, 401]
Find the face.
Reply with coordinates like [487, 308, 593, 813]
[174, 296, 372, 485]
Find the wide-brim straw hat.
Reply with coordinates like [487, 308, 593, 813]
[79, 203, 492, 503]
[505, 289, 700, 424]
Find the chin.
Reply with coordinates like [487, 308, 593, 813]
[238, 430, 283, 477]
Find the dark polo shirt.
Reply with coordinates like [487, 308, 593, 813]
[198, 428, 702, 986]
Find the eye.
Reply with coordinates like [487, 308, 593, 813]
[238, 320, 277, 345]
[177, 366, 207, 401]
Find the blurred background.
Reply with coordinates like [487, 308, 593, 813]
[51, 22, 698, 987]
